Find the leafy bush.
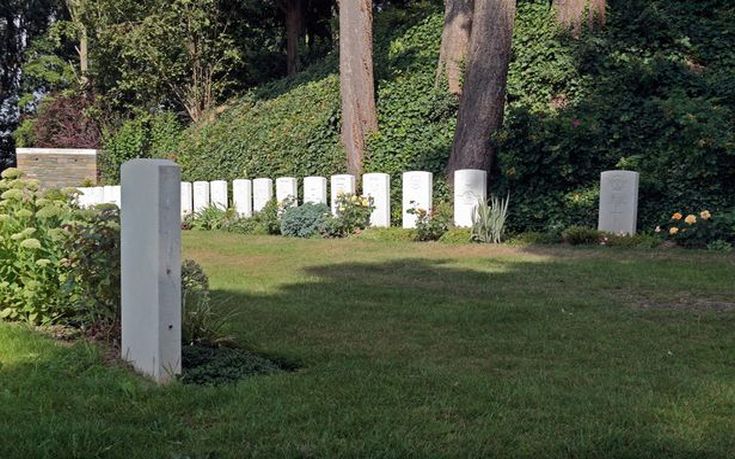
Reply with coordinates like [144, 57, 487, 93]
[320, 194, 373, 238]
[187, 207, 237, 231]
[62, 205, 121, 331]
[707, 240, 733, 253]
[100, 111, 183, 183]
[408, 201, 452, 242]
[181, 344, 285, 385]
[0, 169, 75, 324]
[562, 226, 601, 245]
[181, 259, 233, 347]
[253, 199, 282, 235]
[281, 203, 331, 238]
[439, 227, 472, 244]
[507, 231, 561, 246]
[660, 209, 733, 248]
[599, 233, 662, 249]
[472, 195, 510, 244]
[30, 92, 101, 149]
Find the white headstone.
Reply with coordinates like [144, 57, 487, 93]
[276, 177, 298, 206]
[120, 159, 181, 384]
[303, 176, 328, 205]
[209, 180, 228, 210]
[330, 174, 356, 215]
[402, 171, 433, 229]
[180, 182, 193, 219]
[453, 169, 487, 227]
[232, 179, 253, 217]
[192, 181, 210, 213]
[598, 170, 639, 235]
[103, 185, 121, 207]
[76, 186, 103, 208]
[253, 178, 273, 212]
[362, 173, 391, 227]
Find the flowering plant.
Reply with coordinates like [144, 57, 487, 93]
[659, 208, 724, 248]
[321, 193, 373, 238]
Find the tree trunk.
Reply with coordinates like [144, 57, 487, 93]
[79, 25, 89, 85]
[553, 0, 605, 37]
[446, 0, 516, 182]
[283, 0, 303, 76]
[338, 0, 377, 177]
[436, 0, 474, 96]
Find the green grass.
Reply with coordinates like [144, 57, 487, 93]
[2, 233, 735, 457]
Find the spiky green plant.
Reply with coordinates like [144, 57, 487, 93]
[471, 194, 510, 244]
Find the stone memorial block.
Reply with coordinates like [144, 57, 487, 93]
[453, 169, 487, 227]
[180, 182, 193, 219]
[210, 180, 228, 210]
[253, 178, 273, 212]
[362, 173, 391, 227]
[120, 159, 181, 384]
[77, 186, 103, 208]
[402, 171, 433, 229]
[303, 176, 328, 205]
[192, 181, 210, 213]
[330, 174, 356, 215]
[276, 177, 298, 206]
[598, 170, 639, 235]
[103, 185, 121, 207]
[232, 179, 253, 217]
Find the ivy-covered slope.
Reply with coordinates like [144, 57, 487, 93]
[178, 0, 735, 231]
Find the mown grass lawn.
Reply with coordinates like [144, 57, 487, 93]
[2, 232, 735, 457]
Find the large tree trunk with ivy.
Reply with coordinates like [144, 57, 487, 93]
[553, 0, 605, 37]
[436, 0, 474, 96]
[280, 0, 303, 76]
[446, 0, 516, 181]
[338, 0, 377, 176]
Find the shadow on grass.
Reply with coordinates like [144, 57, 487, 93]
[1, 253, 734, 457]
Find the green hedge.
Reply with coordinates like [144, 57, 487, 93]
[177, 0, 735, 232]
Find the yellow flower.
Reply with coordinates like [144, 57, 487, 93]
[671, 212, 682, 221]
[669, 227, 679, 235]
[700, 210, 711, 220]
[684, 214, 696, 225]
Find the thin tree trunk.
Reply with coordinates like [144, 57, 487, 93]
[553, 0, 605, 37]
[436, 0, 474, 96]
[338, 0, 377, 177]
[284, 0, 303, 75]
[79, 26, 89, 85]
[446, 0, 516, 182]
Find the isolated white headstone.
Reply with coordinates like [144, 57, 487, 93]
[402, 171, 433, 229]
[253, 178, 273, 212]
[453, 169, 487, 227]
[192, 181, 210, 213]
[598, 170, 639, 235]
[363, 173, 391, 227]
[76, 186, 103, 208]
[210, 180, 228, 210]
[120, 159, 181, 384]
[232, 179, 252, 217]
[330, 174, 356, 215]
[276, 177, 298, 206]
[103, 185, 121, 207]
[303, 176, 328, 205]
[180, 182, 193, 219]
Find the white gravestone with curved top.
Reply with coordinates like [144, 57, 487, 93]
[330, 174, 356, 215]
[253, 178, 273, 212]
[363, 173, 391, 227]
[402, 171, 432, 229]
[598, 170, 639, 235]
[192, 181, 210, 213]
[209, 180, 228, 210]
[276, 177, 298, 207]
[453, 169, 487, 227]
[303, 176, 328, 205]
[180, 182, 193, 219]
[232, 179, 252, 217]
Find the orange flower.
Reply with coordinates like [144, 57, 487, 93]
[669, 227, 679, 235]
[700, 210, 711, 220]
[672, 212, 683, 220]
[685, 214, 697, 225]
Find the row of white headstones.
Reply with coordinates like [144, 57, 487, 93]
[80, 170, 486, 228]
[118, 159, 639, 383]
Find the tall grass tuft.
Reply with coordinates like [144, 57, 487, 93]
[472, 194, 510, 244]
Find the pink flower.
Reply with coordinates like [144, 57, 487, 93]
[571, 119, 582, 128]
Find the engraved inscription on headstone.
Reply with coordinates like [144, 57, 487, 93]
[362, 173, 390, 227]
[453, 169, 487, 227]
[598, 170, 639, 235]
[402, 171, 432, 229]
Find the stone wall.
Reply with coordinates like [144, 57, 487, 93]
[16, 148, 98, 188]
